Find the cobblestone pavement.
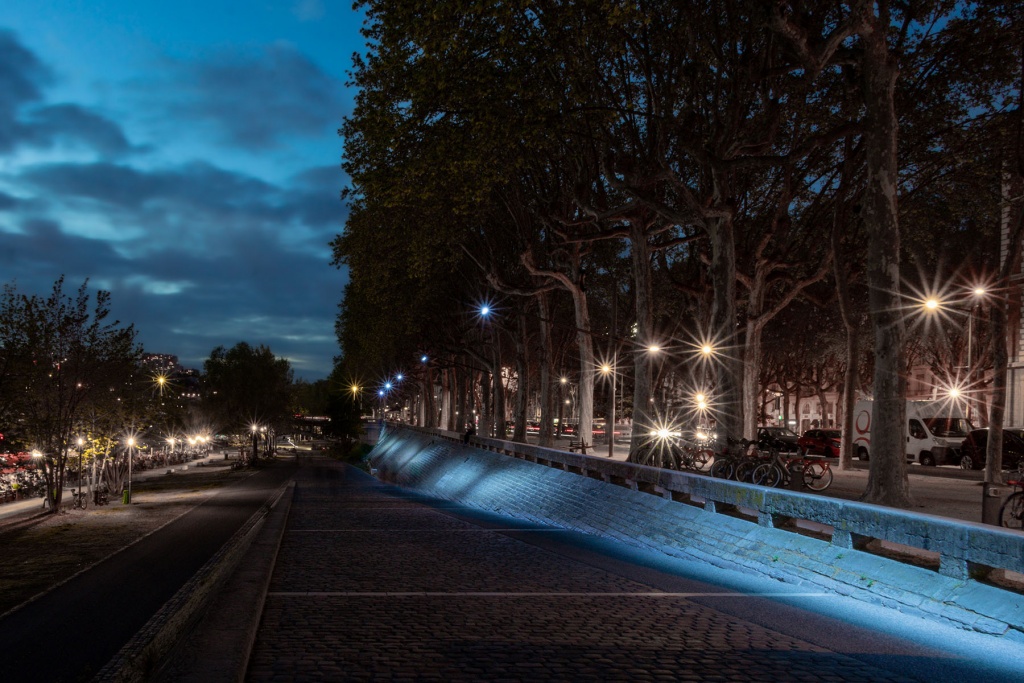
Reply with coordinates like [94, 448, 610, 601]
[244, 458, 982, 682]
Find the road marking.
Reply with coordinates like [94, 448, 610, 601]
[266, 591, 830, 598]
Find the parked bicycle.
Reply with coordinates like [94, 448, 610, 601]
[751, 450, 833, 491]
[709, 439, 758, 480]
[69, 488, 88, 510]
[1000, 466, 1024, 530]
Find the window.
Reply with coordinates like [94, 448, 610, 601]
[909, 420, 927, 439]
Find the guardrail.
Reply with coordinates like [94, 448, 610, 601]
[386, 423, 1024, 583]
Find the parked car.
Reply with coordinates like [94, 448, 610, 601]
[757, 426, 800, 452]
[957, 428, 1024, 470]
[798, 429, 841, 458]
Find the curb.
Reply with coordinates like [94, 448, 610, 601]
[152, 480, 296, 683]
[92, 479, 293, 683]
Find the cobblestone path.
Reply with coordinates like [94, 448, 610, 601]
[246, 459, 934, 682]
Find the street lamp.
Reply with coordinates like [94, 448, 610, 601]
[76, 437, 85, 502]
[125, 437, 135, 504]
[600, 360, 616, 459]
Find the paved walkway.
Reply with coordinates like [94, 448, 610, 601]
[242, 457, 1019, 682]
[0, 458, 296, 683]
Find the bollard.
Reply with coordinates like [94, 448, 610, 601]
[787, 463, 804, 492]
[122, 490, 130, 504]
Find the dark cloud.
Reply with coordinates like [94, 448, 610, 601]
[22, 160, 278, 212]
[2, 216, 343, 378]
[0, 29, 49, 117]
[167, 44, 345, 149]
[26, 104, 141, 156]
[290, 164, 346, 190]
[21, 159, 346, 236]
[0, 30, 138, 157]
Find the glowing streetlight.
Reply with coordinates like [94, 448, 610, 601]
[600, 358, 617, 458]
[701, 344, 714, 356]
[923, 297, 940, 311]
[647, 345, 660, 354]
[480, 305, 490, 317]
[395, 374, 403, 381]
[421, 355, 428, 363]
[125, 437, 136, 504]
[74, 437, 86, 505]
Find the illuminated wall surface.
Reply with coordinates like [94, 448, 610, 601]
[370, 427, 1024, 642]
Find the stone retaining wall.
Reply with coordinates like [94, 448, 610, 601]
[370, 424, 1024, 641]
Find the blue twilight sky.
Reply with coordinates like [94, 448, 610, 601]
[0, 0, 365, 379]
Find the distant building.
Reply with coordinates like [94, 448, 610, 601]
[140, 353, 181, 376]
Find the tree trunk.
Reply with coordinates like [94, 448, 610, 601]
[537, 291, 555, 447]
[441, 367, 452, 431]
[479, 368, 491, 437]
[628, 221, 656, 459]
[858, 10, 912, 507]
[572, 286, 595, 450]
[512, 310, 529, 443]
[986, 162, 1024, 488]
[708, 212, 743, 445]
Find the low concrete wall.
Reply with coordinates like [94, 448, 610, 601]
[370, 424, 1024, 641]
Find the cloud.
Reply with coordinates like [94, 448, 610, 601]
[0, 29, 50, 117]
[292, 0, 326, 22]
[0, 190, 19, 211]
[22, 160, 277, 212]
[163, 44, 345, 149]
[26, 104, 141, 156]
[1, 215, 344, 378]
[0, 30, 139, 157]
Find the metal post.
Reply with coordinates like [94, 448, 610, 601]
[127, 443, 133, 504]
[608, 358, 616, 459]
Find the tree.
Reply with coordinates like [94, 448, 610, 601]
[0, 276, 139, 511]
[203, 342, 293, 454]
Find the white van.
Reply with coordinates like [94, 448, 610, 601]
[852, 399, 973, 466]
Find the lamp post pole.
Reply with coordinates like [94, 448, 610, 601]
[126, 438, 135, 504]
[608, 356, 616, 459]
[76, 437, 84, 501]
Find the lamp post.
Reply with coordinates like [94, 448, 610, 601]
[557, 377, 568, 436]
[600, 360, 615, 459]
[251, 424, 259, 462]
[125, 437, 135, 504]
[76, 437, 85, 502]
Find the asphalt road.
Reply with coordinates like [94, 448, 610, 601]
[246, 458, 1021, 682]
[0, 458, 297, 683]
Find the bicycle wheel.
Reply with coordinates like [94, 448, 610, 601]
[665, 443, 684, 470]
[802, 461, 833, 491]
[695, 449, 712, 469]
[733, 459, 758, 483]
[709, 458, 733, 479]
[752, 463, 782, 488]
[1000, 492, 1024, 530]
